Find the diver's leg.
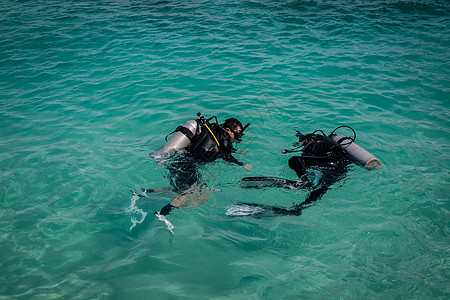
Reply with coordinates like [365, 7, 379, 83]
[138, 158, 200, 199]
[294, 167, 348, 211]
[260, 186, 329, 216]
[288, 156, 308, 177]
[169, 182, 209, 208]
[232, 159, 348, 217]
[157, 159, 208, 216]
[296, 185, 330, 209]
[168, 157, 201, 192]
[158, 182, 210, 216]
[169, 184, 198, 208]
[156, 159, 195, 215]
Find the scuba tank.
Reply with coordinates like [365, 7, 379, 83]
[329, 126, 381, 170]
[149, 112, 220, 162]
[150, 119, 199, 161]
[331, 134, 382, 170]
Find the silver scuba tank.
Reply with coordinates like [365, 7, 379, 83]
[332, 134, 382, 170]
[150, 120, 199, 162]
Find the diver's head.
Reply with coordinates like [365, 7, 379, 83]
[222, 118, 243, 141]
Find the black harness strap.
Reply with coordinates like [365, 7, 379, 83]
[175, 125, 195, 141]
[336, 136, 353, 146]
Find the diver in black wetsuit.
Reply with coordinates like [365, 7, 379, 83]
[235, 130, 352, 216]
[154, 117, 252, 216]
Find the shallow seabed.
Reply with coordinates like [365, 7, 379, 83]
[0, 0, 449, 299]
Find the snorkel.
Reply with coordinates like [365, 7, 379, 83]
[235, 122, 250, 143]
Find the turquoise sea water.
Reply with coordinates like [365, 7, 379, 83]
[1, 0, 449, 299]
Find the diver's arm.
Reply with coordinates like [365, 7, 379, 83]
[219, 134, 252, 170]
[222, 152, 243, 165]
[222, 151, 252, 170]
[225, 154, 252, 171]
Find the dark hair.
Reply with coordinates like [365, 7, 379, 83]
[222, 118, 243, 131]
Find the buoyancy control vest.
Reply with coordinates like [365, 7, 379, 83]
[301, 133, 347, 159]
[283, 126, 382, 170]
[188, 122, 227, 162]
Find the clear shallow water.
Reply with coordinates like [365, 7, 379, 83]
[0, 0, 449, 299]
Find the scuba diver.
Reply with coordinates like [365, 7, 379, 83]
[227, 126, 381, 217]
[144, 113, 252, 216]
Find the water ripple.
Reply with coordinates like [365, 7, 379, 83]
[1, 0, 449, 298]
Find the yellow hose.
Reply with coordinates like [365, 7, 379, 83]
[204, 124, 220, 147]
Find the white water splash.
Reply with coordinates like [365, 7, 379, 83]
[126, 194, 148, 231]
[155, 212, 175, 234]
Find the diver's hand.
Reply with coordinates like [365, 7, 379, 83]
[242, 163, 253, 171]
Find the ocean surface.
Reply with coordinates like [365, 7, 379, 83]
[1, 0, 449, 299]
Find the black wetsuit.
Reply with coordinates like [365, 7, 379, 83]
[168, 122, 244, 192]
[238, 133, 351, 216]
[155, 122, 245, 215]
[288, 133, 351, 209]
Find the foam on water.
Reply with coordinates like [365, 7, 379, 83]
[126, 193, 148, 231]
[155, 212, 175, 235]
